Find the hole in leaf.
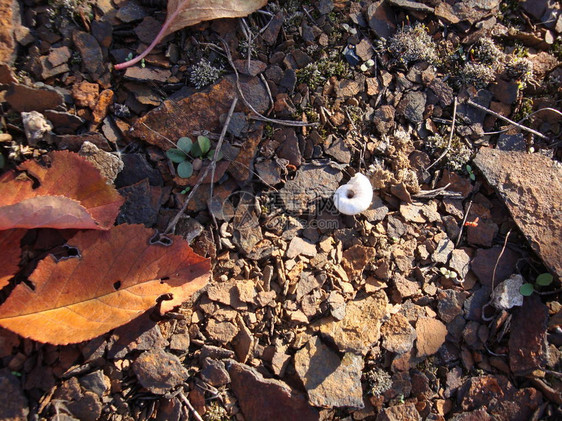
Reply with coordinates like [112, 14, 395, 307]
[113, 281, 121, 290]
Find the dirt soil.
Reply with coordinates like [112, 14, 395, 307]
[0, 0, 561, 420]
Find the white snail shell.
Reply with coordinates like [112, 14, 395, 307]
[333, 173, 373, 215]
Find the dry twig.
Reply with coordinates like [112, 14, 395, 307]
[426, 97, 458, 171]
[220, 38, 317, 128]
[164, 96, 238, 235]
[178, 392, 204, 421]
[466, 99, 549, 140]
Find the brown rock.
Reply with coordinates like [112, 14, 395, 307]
[131, 75, 268, 150]
[509, 294, 548, 375]
[206, 319, 239, 345]
[279, 163, 342, 215]
[471, 246, 521, 287]
[0, 1, 16, 65]
[294, 336, 364, 408]
[275, 127, 302, 167]
[232, 318, 254, 363]
[233, 59, 267, 76]
[376, 402, 421, 421]
[473, 148, 562, 276]
[5, 83, 64, 113]
[393, 274, 420, 300]
[72, 30, 104, 78]
[79, 141, 123, 183]
[415, 317, 447, 357]
[72, 81, 100, 108]
[381, 312, 417, 354]
[341, 244, 375, 279]
[319, 291, 388, 354]
[52, 377, 102, 421]
[133, 348, 188, 394]
[56, 132, 111, 152]
[466, 219, 498, 247]
[228, 125, 263, 184]
[200, 358, 230, 387]
[373, 105, 395, 135]
[228, 360, 319, 421]
[458, 375, 542, 421]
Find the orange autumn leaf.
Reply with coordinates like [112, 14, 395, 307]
[0, 151, 124, 230]
[0, 229, 25, 289]
[0, 224, 210, 344]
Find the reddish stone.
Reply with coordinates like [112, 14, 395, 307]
[473, 148, 562, 277]
[509, 293, 548, 375]
[131, 75, 268, 151]
[228, 361, 319, 421]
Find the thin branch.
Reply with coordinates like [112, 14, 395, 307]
[209, 96, 238, 224]
[164, 96, 238, 235]
[425, 97, 458, 171]
[483, 107, 562, 136]
[491, 229, 512, 292]
[178, 392, 204, 421]
[456, 199, 473, 247]
[219, 38, 317, 128]
[466, 99, 549, 140]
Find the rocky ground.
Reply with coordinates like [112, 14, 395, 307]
[0, 0, 561, 420]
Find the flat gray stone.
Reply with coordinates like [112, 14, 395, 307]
[279, 163, 342, 214]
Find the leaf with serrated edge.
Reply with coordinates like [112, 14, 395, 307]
[0, 230, 25, 289]
[0, 224, 210, 344]
[0, 151, 124, 230]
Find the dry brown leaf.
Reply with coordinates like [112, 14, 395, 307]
[0, 229, 25, 289]
[0, 224, 210, 344]
[164, 0, 268, 36]
[0, 151, 124, 230]
[114, 0, 268, 69]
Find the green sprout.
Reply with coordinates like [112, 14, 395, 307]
[519, 273, 554, 296]
[466, 164, 476, 181]
[166, 135, 222, 178]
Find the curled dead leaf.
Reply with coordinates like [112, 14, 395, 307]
[0, 224, 210, 344]
[0, 151, 124, 230]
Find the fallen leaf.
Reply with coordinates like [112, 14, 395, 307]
[0, 224, 210, 344]
[114, 0, 268, 69]
[0, 151, 124, 230]
[164, 0, 268, 37]
[0, 230, 25, 289]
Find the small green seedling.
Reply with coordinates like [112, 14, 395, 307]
[466, 164, 476, 181]
[519, 273, 553, 296]
[166, 136, 222, 179]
